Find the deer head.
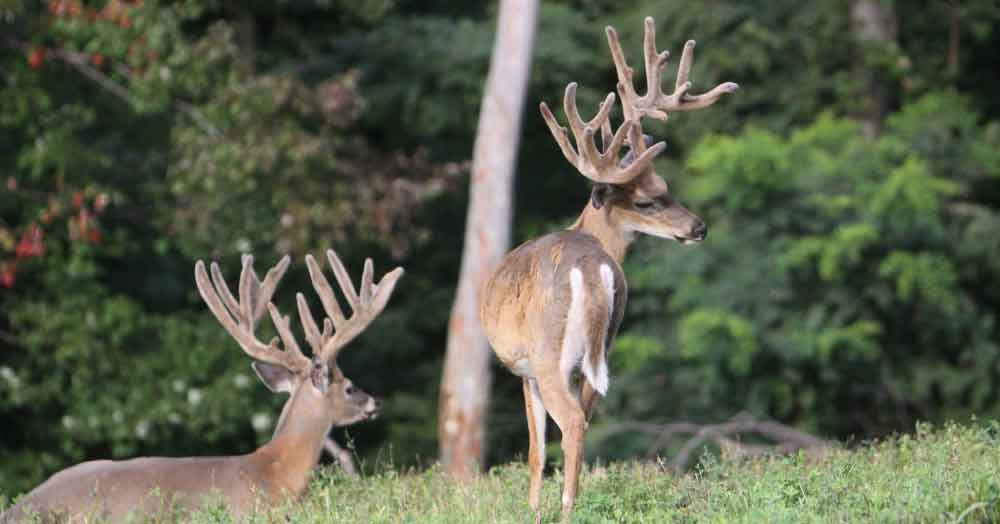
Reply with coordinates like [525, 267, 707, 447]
[194, 251, 403, 434]
[541, 17, 738, 245]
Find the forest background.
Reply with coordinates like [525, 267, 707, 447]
[2, 0, 999, 496]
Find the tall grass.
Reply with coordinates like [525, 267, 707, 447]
[3, 423, 998, 523]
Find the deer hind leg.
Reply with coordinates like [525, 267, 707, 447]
[523, 377, 547, 515]
[538, 266, 614, 517]
[543, 266, 594, 515]
[579, 381, 600, 422]
[537, 374, 586, 517]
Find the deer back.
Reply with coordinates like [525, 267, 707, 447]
[1, 455, 260, 523]
[481, 230, 627, 375]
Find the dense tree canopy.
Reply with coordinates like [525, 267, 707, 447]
[1, 0, 998, 496]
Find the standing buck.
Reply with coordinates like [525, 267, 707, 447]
[479, 17, 738, 518]
[2, 250, 402, 523]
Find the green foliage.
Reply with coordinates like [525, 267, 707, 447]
[678, 309, 759, 376]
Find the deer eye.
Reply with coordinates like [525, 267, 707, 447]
[345, 385, 355, 395]
[634, 199, 656, 210]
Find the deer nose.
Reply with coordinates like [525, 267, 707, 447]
[692, 222, 708, 241]
[374, 397, 383, 410]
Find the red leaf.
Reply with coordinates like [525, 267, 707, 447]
[15, 225, 44, 258]
[28, 48, 45, 69]
[0, 262, 15, 288]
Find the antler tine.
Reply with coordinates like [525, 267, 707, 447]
[540, 101, 584, 173]
[296, 292, 323, 353]
[663, 39, 739, 112]
[370, 267, 404, 313]
[541, 85, 619, 162]
[322, 319, 333, 343]
[266, 302, 305, 360]
[326, 249, 360, 312]
[195, 257, 310, 372]
[239, 254, 261, 323]
[606, 25, 640, 123]
[563, 83, 616, 147]
[197, 261, 236, 330]
[674, 38, 694, 94]
[209, 261, 241, 323]
[238, 256, 256, 332]
[253, 256, 291, 324]
[619, 140, 667, 180]
[600, 119, 614, 152]
[305, 253, 347, 329]
[359, 258, 374, 304]
[644, 17, 671, 103]
[237, 254, 291, 331]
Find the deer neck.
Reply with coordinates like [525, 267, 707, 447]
[569, 203, 634, 264]
[252, 387, 332, 498]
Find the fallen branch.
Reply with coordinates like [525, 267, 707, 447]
[598, 413, 832, 471]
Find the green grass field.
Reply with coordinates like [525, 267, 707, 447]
[3, 423, 999, 523]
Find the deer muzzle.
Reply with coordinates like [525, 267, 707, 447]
[364, 397, 382, 420]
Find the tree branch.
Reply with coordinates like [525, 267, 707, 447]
[0, 330, 24, 349]
[49, 47, 137, 105]
[4, 38, 219, 136]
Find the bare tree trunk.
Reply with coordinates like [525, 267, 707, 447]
[850, 0, 898, 138]
[437, 0, 539, 478]
[947, 0, 961, 77]
[227, 1, 256, 74]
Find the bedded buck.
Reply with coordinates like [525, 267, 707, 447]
[2, 250, 402, 523]
[479, 17, 738, 518]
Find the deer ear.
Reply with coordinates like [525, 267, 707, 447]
[591, 184, 613, 210]
[252, 361, 295, 394]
